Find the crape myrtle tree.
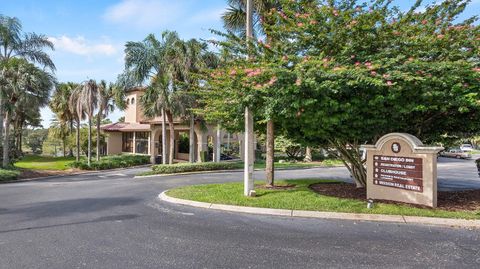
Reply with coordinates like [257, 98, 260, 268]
[270, 0, 480, 187]
[201, 0, 480, 188]
[198, 32, 295, 186]
[222, 0, 283, 186]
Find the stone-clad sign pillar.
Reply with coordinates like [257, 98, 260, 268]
[363, 133, 443, 207]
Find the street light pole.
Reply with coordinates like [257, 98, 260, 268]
[244, 0, 255, 197]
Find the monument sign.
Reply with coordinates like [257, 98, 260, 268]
[363, 133, 443, 207]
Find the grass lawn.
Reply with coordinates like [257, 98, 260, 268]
[15, 155, 77, 171]
[167, 179, 480, 220]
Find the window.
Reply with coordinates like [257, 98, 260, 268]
[122, 132, 134, 152]
[135, 132, 149, 154]
[131, 97, 135, 105]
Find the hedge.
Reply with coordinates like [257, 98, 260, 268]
[147, 162, 243, 175]
[0, 169, 20, 182]
[70, 155, 151, 170]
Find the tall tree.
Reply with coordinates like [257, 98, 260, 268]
[48, 118, 70, 157]
[207, 0, 480, 187]
[0, 15, 55, 147]
[68, 84, 85, 162]
[0, 58, 54, 166]
[123, 31, 187, 164]
[96, 80, 123, 161]
[12, 90, 45, 152]
[50, 82, 78, 157]
[78, 80, 98, 166]
[222, 0, 282, 186]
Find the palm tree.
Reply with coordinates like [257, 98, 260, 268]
[78, 80, 98, 166]
[123, 31, 186, 164]
[68, 87, 85, 162]
[50, 82, 78, 157]
[181, 39, 220, 163]
[96, 80, 123, 161]
[0, 58, 54, 167]
[49, 117, 70, 157]
[0, 15, 55, 147]
[222, 0, 281, 186]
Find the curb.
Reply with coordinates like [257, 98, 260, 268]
[1, 164, 151, 184]
[135, 165, 343, 179]
[158, 191, 480, 229]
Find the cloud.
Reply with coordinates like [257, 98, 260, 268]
[103, 0, 185, 29]
[48, 35, 117, 56]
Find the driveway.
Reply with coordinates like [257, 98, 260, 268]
[0, 163, 480, 268]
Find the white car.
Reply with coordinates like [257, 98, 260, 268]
[440, 149, 472, 159]
[460, 144, 474, 152]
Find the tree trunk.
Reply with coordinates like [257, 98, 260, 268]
[75, 119, 80, 162]
[330, 140, 366, 187]
[266, 119, 275, 186]
[166, 111, 175, 165]
[304, 146, 312, 162]
[0, 97, 4, 147]
[18, 127, 22, 153]
[161, 108, 167, 165]
[189, 114, 195, 163]
[2, 111, 11, 167]
[62, 138, 66, 157]
[96, 113, 101, 161]
[88, 117, 92, 166]
[69, 120, 74, 157]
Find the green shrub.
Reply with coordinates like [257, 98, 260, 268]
[150, 162, 243, 175]
[70, 155, 150, 170]
[0, 169, 20, 181]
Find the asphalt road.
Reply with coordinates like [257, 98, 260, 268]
[0, 159, 480, 268]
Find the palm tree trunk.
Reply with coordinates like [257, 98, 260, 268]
[96, 113, 101, 161]
[2, 111, 11, 167]
[161, 108, 167, 165]
[69, 120, 74, 157]
[62, 138, 66, 157]
[189, 114, 195, 163]
[166, 111, 175, 164]
[0, 97, 4, 147]
[76, 119, 80, 162]
[18, 125, 23, 153]
[266, 119, 274, 186]
[88, 117, 92, 166]
[13, 122, 18, 152]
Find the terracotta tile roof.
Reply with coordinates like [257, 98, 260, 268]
[126, 86, 146, 93]
[101, 122, 151, 132]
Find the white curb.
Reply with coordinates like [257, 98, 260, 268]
[158, 191, 480, 229]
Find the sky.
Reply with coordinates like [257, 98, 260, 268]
[1, 0, 479, 127]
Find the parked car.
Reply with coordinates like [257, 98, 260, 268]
[440, 148, 472, 159]
[460, 144, 474, 152]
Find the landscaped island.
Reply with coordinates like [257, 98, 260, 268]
[166, 180, 480, 220]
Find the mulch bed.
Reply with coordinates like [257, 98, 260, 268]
[310, 182, 480, 211]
